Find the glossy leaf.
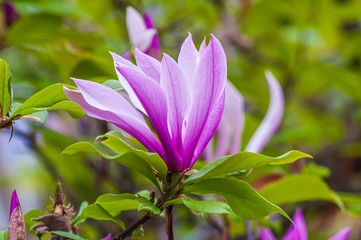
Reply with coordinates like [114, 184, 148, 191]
[184, 150, 312, 185]
[259, 174, 344, 208]
[182, 197, 234, 215]
[52, 231, 85, 240]
[98, 131, 167, 180]
[0, 58, 12, 118]
[24, 209, 46, 233]
[63, 131, 168, 189]
[83, 204, 125, 229]
[95, 193, 160, 215]
[184, 178, 290, 220]
[10, 83, 85, 119]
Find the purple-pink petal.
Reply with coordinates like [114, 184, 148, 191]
[116, 64, 182, 171]
[143, 11, 161, 59]
[245, 71, 284, 153]
[111, 51, 147, 114]
[101, 234, 112, 240]
[204, 81, 244, 160]
[160, 53, 190, 152]
[178, 33, 199, 79]
[191, 93, 225, 168]
[135, 48, 161, 82]
[328, 227, 351, 240]
[183, 35, 227, 166]
[283, 209, 308, 240]
[260, 227, 277, 240]
[9, 190, 20, 221]
[64, 81, 164, 158]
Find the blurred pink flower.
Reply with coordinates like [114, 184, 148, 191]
[204, 71, 284, 160]
[260, 209, 351, 240]
[65, 34, 227, 172]
[125, 6, 161, 59]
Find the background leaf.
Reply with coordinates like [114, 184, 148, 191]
[184, 178, 290, 220]
[258, 174, 344, 208]
[83, 204, 125, 229]
[0, 58, 12, 118]
[10, 83, 85, 119]
[185, 150, 312, 185]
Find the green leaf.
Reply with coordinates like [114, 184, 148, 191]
[83, 204, 125, 229]
[184, 178, 290, 220]
[99, 131, 167, 180]
[0, 58, 12, 118]
[259, 174, 344, 208]
[72, 201, 89, 225]
[63, 141, 160, 188]
[52, 231, 85, 240]
[0, 231, 8, 240]
[62, 131, 168, 190]
[10, 83, 85, 119]
[95, 193, 160, 215]
[184, 150, 312, 185]
[24, 209, 46, 233]
[182, 198, 234, 215]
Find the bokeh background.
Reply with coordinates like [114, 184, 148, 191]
[0, 0, 361, 239]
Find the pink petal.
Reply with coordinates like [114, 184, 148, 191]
[64, 80, 164, 157]
[126, 6, 156, 51]
[178, 33, 199, 79]
[183, 35, 227, 167]
[191, 93, 225, 168]
[328, 227, 351, 240]
[205, 81, 244, 161]
[216, 81, 244, 157]
[160, 53, 190, 151]
[260, 228, 277, 240]
[135, 48, 161, 81]
[115, 64, 183, 171]
[245, 71, 284, 153]
[110, 51, 147, 114]
[283, 209, 308, 240]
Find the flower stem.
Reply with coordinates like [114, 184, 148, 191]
[166, 205, 174, 240]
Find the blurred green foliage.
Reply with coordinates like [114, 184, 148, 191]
[1, 0, 361, 239]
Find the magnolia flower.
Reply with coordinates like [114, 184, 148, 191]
[260, 209, 351, 240]
[65, 34, 227, 172]
[8, 190, 26, 240]
[204, 71, 284, 160]
[125, 6, 161, 59]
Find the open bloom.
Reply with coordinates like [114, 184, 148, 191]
[8, 190, 25, 240]
[125, 6, 161, 59]
[204, 71, 284, 160]
[260, 209, 351, 240]
[65, 34, 227, 172]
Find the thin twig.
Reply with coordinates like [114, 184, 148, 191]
[111, 213, 153, 240]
